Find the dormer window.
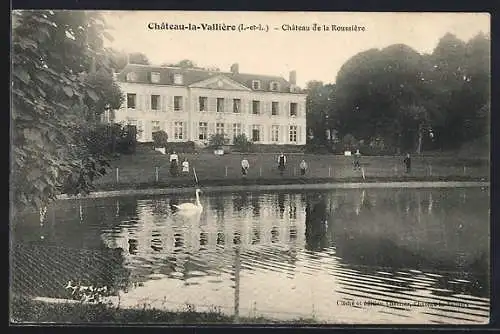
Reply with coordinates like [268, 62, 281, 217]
[126, 72, 138, 82]
[270, 81, 280, 91]
[174, 74, 183, 85]
[252, 80, 261, 90]
[150, 72, 160, 83]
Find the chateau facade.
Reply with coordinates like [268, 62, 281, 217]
[112, 63, 307, 145]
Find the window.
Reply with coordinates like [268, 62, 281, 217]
[252, 100, 260, 115]
[127, 93, 136, 109]
[128, 119, 137, 126]
[174, 74, 183, 85]
[233, 99, 241, 113]
[174, 122, 184, 140]
[270, 81, 279, 91]
[252, 80, 261, 90]
[289, 125, 297, 142]
[151, 120, 161, 132]
[199, 96, 208, 111]
[151, 95, 160, 110]
[126, 72, 137, 82]
[217, 98, 224, 113]
[290, 102, 298, 117]
[252, 125, 260, 142]
[271, 125, 280, 142]
[150, 72, 160, 83]
[174, 96, 183, 111]
[233, 123, 241, 139]
[216, 123, 225, 135]
[272, 102, 279, 116]
[199, 122, 208, 140]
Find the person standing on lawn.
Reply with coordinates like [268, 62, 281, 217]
[278, 152, 287, 176]
[169, 151, 179, 177]
[300, 159, 308, 176]
[403, 153, 411, 173]
[181, 158, 189, 175]
[241, 158, 249, 177]
[353, 149, 361, 171]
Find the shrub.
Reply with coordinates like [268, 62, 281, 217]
[117, 125, 137, 154]
[304, 141, 333, 154]
[208, 134, 229, 148]
[152, 130, 168, 148]
[166, 141, 196, 153]
[251, 144, 305, 153]
[84, 123, 137, 156]
[341, 133, 358, 151]
[233, 134, 254, 152]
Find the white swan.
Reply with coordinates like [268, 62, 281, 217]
[172, 189, 203, 214]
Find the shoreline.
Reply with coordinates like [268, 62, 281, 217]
[57, 177, 490, 200]
[10, 296, 320, 325]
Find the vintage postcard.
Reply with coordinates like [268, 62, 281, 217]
[10, 10, 490, 325]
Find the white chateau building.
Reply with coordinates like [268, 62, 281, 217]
[112, 63, 307, 145]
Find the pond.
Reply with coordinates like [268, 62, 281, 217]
[11, 186, 490, 324]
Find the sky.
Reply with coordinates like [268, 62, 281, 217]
[102, 11, 490, 87]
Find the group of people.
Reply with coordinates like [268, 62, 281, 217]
[169, 151, 190, 177]
[240, 152, 309, 177]
[352, 149, 412, 173]
[168, 149, 413, 178]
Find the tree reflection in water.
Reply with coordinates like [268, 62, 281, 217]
[278, 192, 285, 219]
[331, 188, 489, 298]
[233, 193, 249, 213]
[251, 194, 260, 217]
[12, 187, 489, 323]
[305, 194, 329, 251]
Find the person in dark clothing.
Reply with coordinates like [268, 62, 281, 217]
[403, 153, 411, 173]
[353, 149, 361, 171]
[241, 158, 249, 176]
[278, 152, 287, 176]
[300, 159, 308, 176]
[169, 151, 179, 177]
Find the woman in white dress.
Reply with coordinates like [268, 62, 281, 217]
[181, 158, 190, 175]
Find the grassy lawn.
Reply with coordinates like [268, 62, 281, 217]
[91, 149, 489, 190]
[10, 296, 320, 325]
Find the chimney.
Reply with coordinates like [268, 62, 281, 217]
[289, 70, 297, 85]
[230, 63, 239, 74]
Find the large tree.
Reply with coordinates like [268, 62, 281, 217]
[106, 48, 129, 72]
[305, 81, 337, 146]
[336, 45, 429, 151]
[334, 32, 490, 153]
[128, 52, 150, 65]
[12, 10, 122, 215]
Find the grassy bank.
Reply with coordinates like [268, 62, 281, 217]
[89, 150, 489, 192]
[91, 175, 489, 192]
[10, 297, 319, 325]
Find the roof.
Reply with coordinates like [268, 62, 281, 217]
[115, 64, 303, 93]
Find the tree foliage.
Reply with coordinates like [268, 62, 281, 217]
[233, 134, 253, 152]
[152, 130, 168, 148]
[208, 133, 229, 148]
[128, 52, 150, 65]
[84, 68, 124, 122]
[12, 10, 123, 214]
[106, 48, 128, 72]
[174, 59, 196, 68]
[305, 81, 337, 147]
[160, 59, 221, 71]
[309, 32, 490, 154]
